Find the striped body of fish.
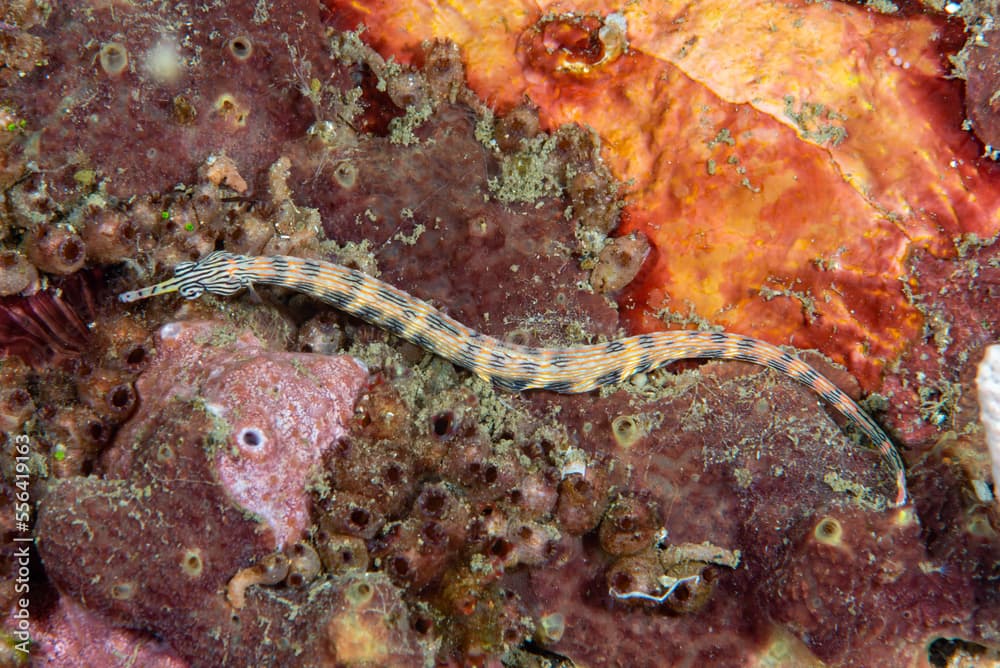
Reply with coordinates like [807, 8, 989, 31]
[120, 251, 908, 507]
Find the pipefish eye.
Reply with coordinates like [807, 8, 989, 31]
[179, 283, 204, 299]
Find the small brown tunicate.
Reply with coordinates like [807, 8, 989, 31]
[412, 615, 434, 635]
[662, 561, 717, 614]
[77, 368, 136, 421]
[315, 532, 369, 574]
[0, 251, 39, 296]
[99, 42, 129, 76]
[51, 405, 107, 453]
[83, 210, 139, 263]
[555, 465, 611, 535]
[508, 520, 561, 567]
[390, 554, 411, 579]
[423, 39, 465, 104]
[510, 469, 559, 520]
[349, 506, 371, 531]
[431, 411, 454, 439]
[381, 462, 407, 488]
[127, 197, 163, 234]
[120, 342, 149, 372]
[285, 541, 321, 587]
[106, 383, 137, 418]
[46, 405, 111, 477]
[189, 183, 223, 228]
[415, 483, 451, 519]
[227, 35, 253, 61]
[598, 492, 660, 556]
[352, 384, 411, 443]
[421, 521, 448, 547]
[1, 387, 34, 432]
[494, 103, 540, 153]
[371, 518, 460, 590]
[489, 537, 514, 560]
[605, 553, 662, 604]
[471, 460, 499, 486]
[224, 210, 273, 255]
[568, 168, 621, 234]
[387, 70, 430, 109]
[26, 226, 86, 275]
[318, 491, 386, 540]
[591, 232, 650, 293]
[553, 123, 600, 167]
[92, 313, 152, 375]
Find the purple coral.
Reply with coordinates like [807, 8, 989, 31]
[34, 320, 387, 665]
[101, 319, 369, 548]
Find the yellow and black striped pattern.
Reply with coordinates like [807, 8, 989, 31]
[120, 251, 908, 507]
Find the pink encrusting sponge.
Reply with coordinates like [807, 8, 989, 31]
[977, 345, 1000, 502]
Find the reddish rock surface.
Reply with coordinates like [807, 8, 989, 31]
[965, 27, 1000, 152]
[1, 1, 998, 666]
[34, 320, 379, 666]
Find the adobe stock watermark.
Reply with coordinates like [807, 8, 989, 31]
[10, 434, 32, 658]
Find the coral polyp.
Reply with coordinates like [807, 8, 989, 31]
[98, 42, 128, 77]
[26, 226, 86, 275]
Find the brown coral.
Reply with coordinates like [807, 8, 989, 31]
[964, 27, 1000, 152]
[25, 226, 86, 275]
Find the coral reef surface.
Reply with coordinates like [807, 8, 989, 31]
[0, 0, 998, 666]
[334, 0, 1000, 390]
[35, 320, 381, 665]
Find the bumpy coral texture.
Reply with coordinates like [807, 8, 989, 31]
[29, 597, 187, 668]
[103, 320, 368, 547]
[34, 320, 394, 666]
[965, 27, 1000, 150]
[329, 0, 1000, 393]
[3, 0, 1000, 666]
[1, 2, 337, 198]
[290, 103, 620, 344]
[503, 369, 996, 667]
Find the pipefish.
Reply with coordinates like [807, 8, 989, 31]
[119, 250, 908, 507]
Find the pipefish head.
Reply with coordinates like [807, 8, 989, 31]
[118, 251, 255, 303]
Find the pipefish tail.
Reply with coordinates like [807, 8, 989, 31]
[119, 250, 909, 507]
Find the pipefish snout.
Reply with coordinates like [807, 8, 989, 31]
[120, 250, 909, 507]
